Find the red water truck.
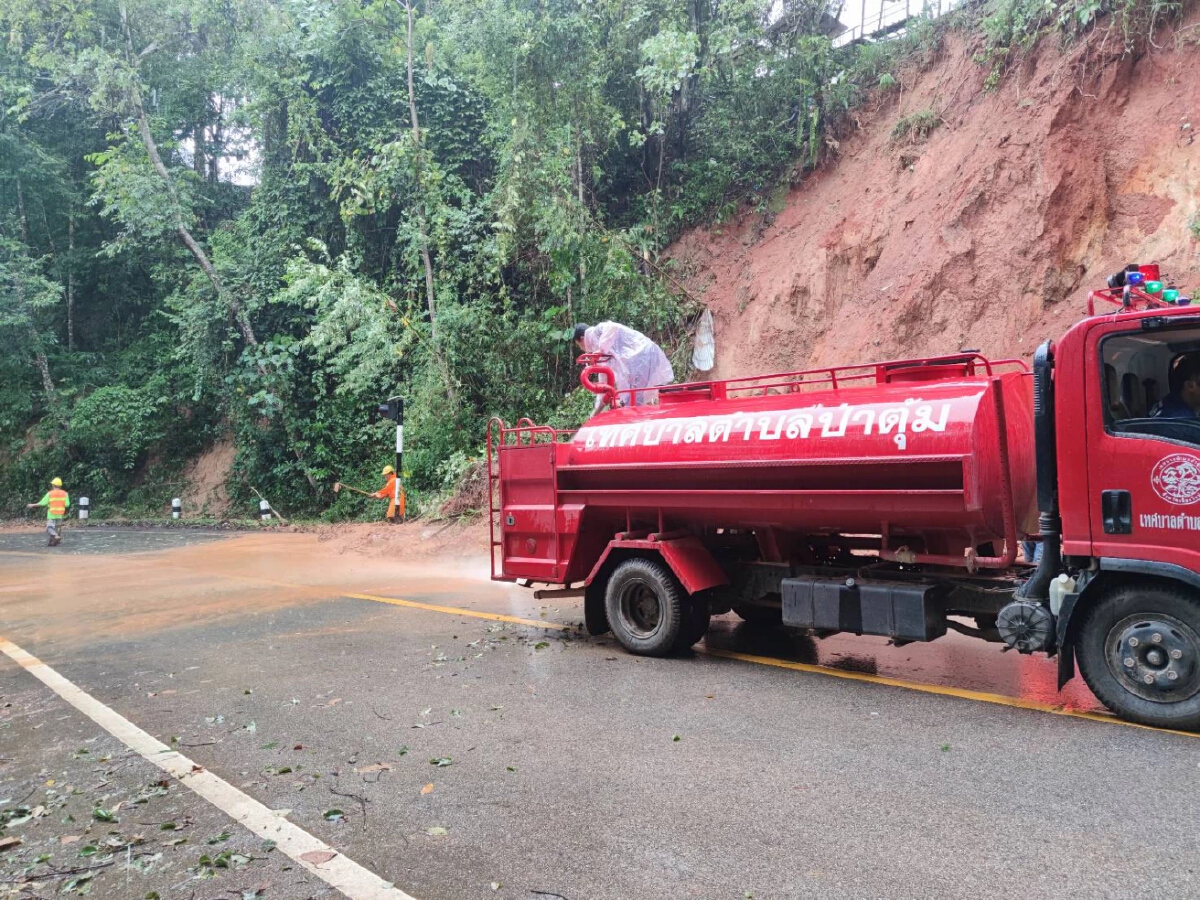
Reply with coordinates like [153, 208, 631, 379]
[487, 279, 1200, 729]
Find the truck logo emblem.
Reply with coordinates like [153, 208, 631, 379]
[1151, 453, 1200, 506]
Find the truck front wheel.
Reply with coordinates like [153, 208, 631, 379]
[606, 558, 685, 657]
[1076, 584, 1200, 730]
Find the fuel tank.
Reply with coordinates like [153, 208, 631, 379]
[558, 361, 1037, 550]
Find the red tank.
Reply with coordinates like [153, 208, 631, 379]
[489, 354, 1036, 584]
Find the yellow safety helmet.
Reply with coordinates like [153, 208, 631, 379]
[381, 465, 395, 476]
[51, 477, 63, 487]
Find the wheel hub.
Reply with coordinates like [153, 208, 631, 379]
[620, 580, 662, 639]
[1106, 614, 1200, 703]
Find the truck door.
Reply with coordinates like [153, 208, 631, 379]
[1086, 316, 1200, 570]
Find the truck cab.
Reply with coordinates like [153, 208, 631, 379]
[1058, 308, 1200, 567]
[1045, 297, 1200, 728]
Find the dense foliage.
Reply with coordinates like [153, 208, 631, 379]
[3, 0, 1165, 518]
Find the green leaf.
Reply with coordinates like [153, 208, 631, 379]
[430, 757, 453, 767]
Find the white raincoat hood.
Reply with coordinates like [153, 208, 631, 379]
[581, 322, 674, 395]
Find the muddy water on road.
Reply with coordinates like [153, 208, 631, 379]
[703, 617, 1105, 712]
[0, 523, 1107, 716]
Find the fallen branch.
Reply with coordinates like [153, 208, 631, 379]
[0, 860, 116, 883]
[329, 782, 370, 833]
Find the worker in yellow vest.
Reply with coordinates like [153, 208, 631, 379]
[27, 477, 70, 546]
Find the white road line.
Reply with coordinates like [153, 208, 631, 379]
[0, 638, 417, 900]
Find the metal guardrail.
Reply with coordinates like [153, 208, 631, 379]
[832, 0, 969, 47]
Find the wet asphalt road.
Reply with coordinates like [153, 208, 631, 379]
[1, 526, 1199, 900]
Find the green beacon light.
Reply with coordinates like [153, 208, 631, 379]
[1162, 287, 1180, 304]
[1145, 280, 1163, 295]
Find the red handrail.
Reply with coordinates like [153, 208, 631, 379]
[577, 351, 1028, 407]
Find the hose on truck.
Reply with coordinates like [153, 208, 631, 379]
[1015, 340, 1063, 602]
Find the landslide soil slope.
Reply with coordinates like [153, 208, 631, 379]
[670, 19, 1200, 377]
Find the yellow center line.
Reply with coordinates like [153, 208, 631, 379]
[148, 565, 572, 632]
[701, 648, 1200, 738]
[341, 582, 1196, 737]
[5, 549, 1194, 737]
[339, 590, 571, 631]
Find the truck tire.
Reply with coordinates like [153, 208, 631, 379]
[675, 595, 712, 651]
[584, 580, 610, 636]
[1075, 584, 1200, 730]
[605, 558, 684, 657]
[733, 598, 783, 628]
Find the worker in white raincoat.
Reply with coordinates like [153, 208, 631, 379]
[573, 322, 674, 413]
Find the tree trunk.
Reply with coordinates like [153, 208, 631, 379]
[119, 2, 258, 346]
[193, 120, 206, 179]
[402, 0, 436, 337]
[208, 96, 223, 184]
[575, 132, 586, 305]
[33, 341, 55, 399]
[67, 212, 75, 350]
[15, 176, 29, 244]
[653, 124, 665, 244]
[119, 3, 319, 492]
[398, 0, 455, 400]
[15, 177, 57, 409]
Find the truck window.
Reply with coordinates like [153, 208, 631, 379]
[1101, 325, 1200, 448]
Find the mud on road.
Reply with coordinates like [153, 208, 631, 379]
[2, 523, 1199, 900]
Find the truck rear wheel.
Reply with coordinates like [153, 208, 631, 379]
[675, 595, 712, 651]
[1076, 584, 1200, 730]
[605, 558, 684, 657]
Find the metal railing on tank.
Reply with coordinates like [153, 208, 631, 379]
[577, 352, 1028, 408]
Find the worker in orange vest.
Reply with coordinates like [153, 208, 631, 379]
[27, 477, 70, 546]
[371, 465, 405, 522]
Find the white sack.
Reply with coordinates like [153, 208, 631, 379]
[692, 308, 715, 372]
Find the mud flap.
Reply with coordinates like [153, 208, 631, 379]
[585, 581, 610, 635]
[1057, 640, 1076, 690]
[1055, 590, 1081, 689]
